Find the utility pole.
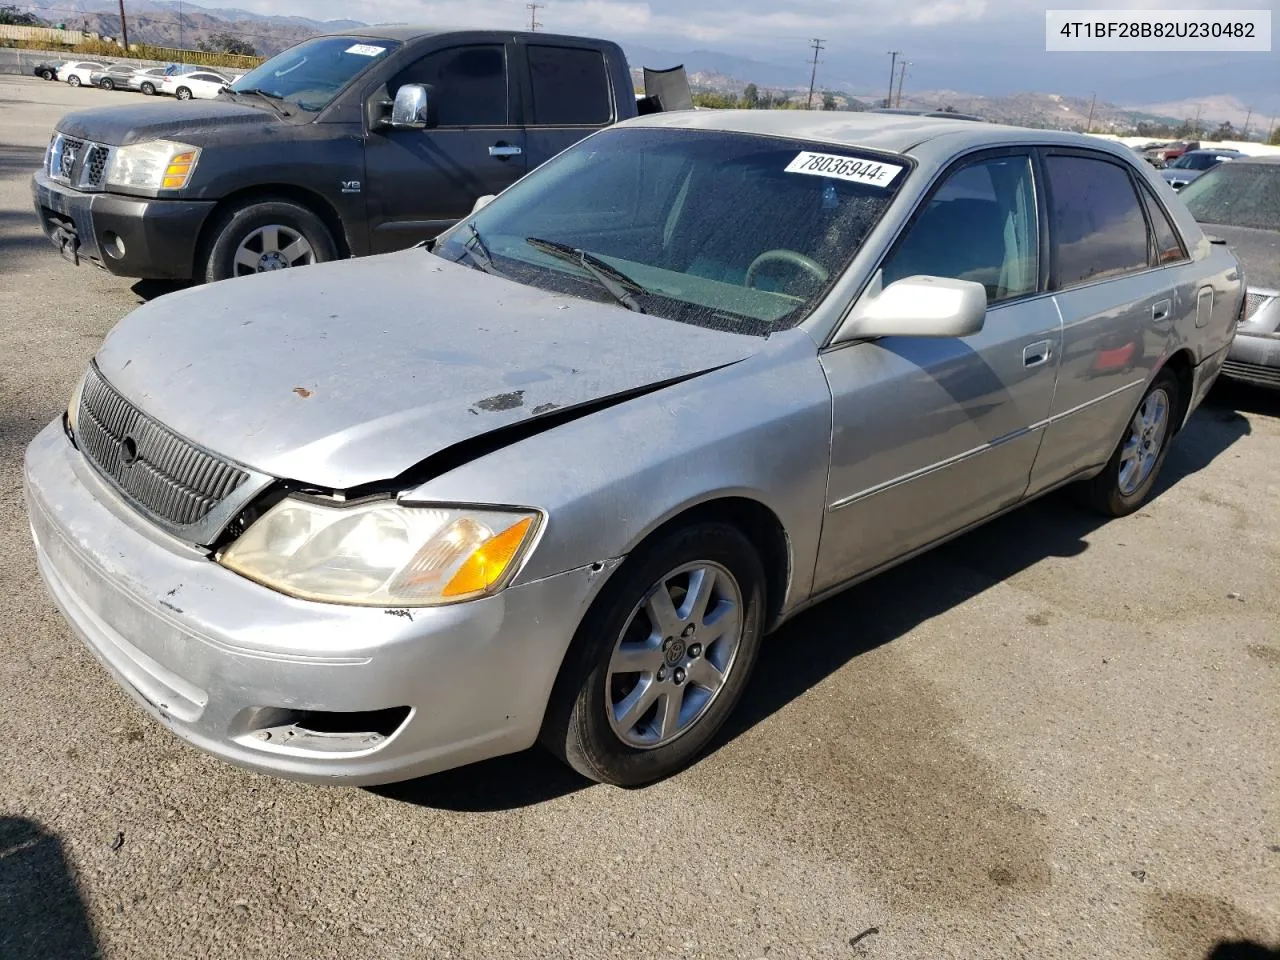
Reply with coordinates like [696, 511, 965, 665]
[894, 59, 910, 108]
[805, 38, 825, 110]
[526, 3, 543, 30]
[1085, 92, 1096, 133]
[885, 50, 902, 108]
[117, 0, 129, 51]
[1241, 108, 1252, 140]
[1192, 103, 1202, 136]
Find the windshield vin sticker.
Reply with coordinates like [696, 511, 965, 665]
[344, 44, 386, 56]
[785, 152, 904, 188]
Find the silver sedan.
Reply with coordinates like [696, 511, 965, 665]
[24, 112, 1242, 787]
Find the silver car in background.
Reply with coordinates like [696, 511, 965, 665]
[1177, 156, 1280, 388]
[24, 112, 1242, 788]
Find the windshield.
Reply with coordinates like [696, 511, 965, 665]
[1179, 162, 1280, 230]
[229, 35, 399, 112]
[432, 128, 908, 334]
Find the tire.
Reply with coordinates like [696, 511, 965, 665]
[202, 199, 338, 283]
[67, 75, 81, 87]
[140, 82, 156, 95]
[176, 86, 192, 100]
[540, 522, 767, 787]
[1079, 367, 1181, 518]
[99, 78, 114, 90]
[40, 69, 55, 81]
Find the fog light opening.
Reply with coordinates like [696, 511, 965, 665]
[241, 706, 412, 753]
[102, 231, 126, 259]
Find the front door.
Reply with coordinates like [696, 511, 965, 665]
[364, 43, 527, 254]
[815, 151, 1062, 591]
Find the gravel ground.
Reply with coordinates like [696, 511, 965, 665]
[1, 74, 1277, 960]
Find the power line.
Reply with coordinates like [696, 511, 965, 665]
[885, 51, 902, 109]
[526, 2, 543, 31]
[805, 37, 824, 110]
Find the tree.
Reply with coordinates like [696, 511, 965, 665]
[1210, 120, 1235, 141]
[692, 92, 739, 109]
[821, 91, 837, 111]
[196, 31, 256, 56]
[1269, 126, 1280, 146]
[742, 83, 759, 109]
[0, 4, 47, 25]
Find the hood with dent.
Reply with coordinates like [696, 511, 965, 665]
[1200, 223, 1280, 291]
[56, 99, 283, 147]
[94, 250, 763, 489]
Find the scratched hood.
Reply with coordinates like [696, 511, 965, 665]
[56, 98, 281, 147]
[1198, 222, 1280, 292]
[93, 250, 762, 489]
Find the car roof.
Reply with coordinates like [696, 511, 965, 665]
[1231, 155, 1280, 165]
[318, 24, 603, 45]
[617, 110, 1137, 158]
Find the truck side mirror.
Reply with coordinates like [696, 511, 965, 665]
[390, 84, 432, 129]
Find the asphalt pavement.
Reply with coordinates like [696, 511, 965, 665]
[0, 74, 1277, 960]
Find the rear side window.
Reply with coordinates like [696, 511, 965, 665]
[527, 46, 612, 126]
[1046, 155, 1150, 288]
[1138, 185, 1187, 266]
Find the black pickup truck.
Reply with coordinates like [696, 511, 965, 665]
[33, 27, 683, 283]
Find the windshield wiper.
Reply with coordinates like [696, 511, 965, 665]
[525, 236, 646, 313]
[227, 87, 291, 118]
[456, 221, 505, 277]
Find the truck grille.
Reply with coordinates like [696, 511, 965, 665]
[47, 133, 111, 191]
[75, 365, 249, 527]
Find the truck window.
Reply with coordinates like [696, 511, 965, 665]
[526, 46, 612, 126]
[388, 45, 508, 127]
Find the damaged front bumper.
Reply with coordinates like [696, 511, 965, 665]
[23, 420, 612, 785]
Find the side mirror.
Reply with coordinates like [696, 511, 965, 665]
[390, 84, 431, 129]
[833, 273, 987, 344]
[471, 194, 496, 214]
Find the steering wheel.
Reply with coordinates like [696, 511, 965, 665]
[744, 249, 829, 290]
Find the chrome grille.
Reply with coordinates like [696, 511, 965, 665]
[1243, 291, 1274, 321]
[75, 365, 248, 527]
[47, 133, 110, 190]
[1221, 359, 1280, 388]
[84, 144, 109, 187]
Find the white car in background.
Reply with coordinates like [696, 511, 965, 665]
[59, 61, 109, 87]
[161, 70, 231, 100]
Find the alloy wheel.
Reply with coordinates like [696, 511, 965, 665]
[1118, 387, 1170, 496]
[232, 225, 316, 276]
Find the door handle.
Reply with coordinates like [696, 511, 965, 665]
[488, 144, 523, 158]
[1023, 339, 1054, 367]
[1151, 299, 1172, 322]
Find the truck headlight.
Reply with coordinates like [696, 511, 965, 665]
[105, 140, 201, 190]
[219, 498, 541, 607]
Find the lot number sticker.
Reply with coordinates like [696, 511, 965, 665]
[785, 152, 903, 188]
[345, 44, 387, 57]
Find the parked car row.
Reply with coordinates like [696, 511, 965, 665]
[1160, 148, 1246, 190]
[31, 58, 240, 99]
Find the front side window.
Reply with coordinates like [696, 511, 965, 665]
[1046, 155, 1149, 288]
[882, 154, 1039, 303]
[229, 35, 400, 113]
[388, 45, 508, 127]
[432, 128, 908, 334]
[527, 46, 612, 126]
[1179, 162, 1280, 231]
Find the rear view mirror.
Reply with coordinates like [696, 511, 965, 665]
[834, 273, 987, 344]
[391, 84, 431, 129]
[472, 194, 496, 214]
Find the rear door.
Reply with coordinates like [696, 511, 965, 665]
[1027, 150, 1190, 493]
[364, 42, 527, 253]
[515, 40, 618, 174]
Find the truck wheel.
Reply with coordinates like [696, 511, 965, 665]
[140, 81, 156, 95]
[203, 200, 338, 283]
[540, 522, 767, 787]
[67, 75, 81, 87]
[175, 86, 192, 100]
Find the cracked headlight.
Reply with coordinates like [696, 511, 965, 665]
[218, 497, 541, 607]
[105, 140, 201, 190]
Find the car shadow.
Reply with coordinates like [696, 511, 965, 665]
[375, 401, 1251, 812]
[1205, 943, 1280, 960]
[131, 278, 194, 302]
[0, 817, 99, 960]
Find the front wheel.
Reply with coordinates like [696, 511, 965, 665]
[140, 81, 156, 95]
[202, 199, 338, 283]
[99, 78, 115, 90]
[1079, 368, 1181, 517]
[175, 86, 192, 100]
[541, 522, 767, 787]
[67, 75, 81, 87]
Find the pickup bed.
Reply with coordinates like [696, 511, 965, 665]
[33, 27, 681, 283]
